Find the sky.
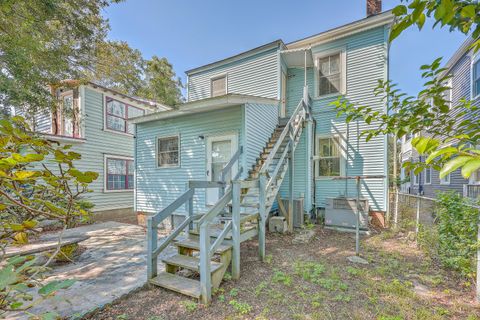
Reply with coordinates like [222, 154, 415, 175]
[104, 0, 467, 98]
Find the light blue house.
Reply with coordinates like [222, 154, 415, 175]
[133, 1, 392, 303]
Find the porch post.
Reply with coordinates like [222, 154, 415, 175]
[146, 217, 157, 280]
[231, 180, 241, 279]
[305, 118, 314, 215]
[288, 124, 295, 232]
[258, 173, 267, 261]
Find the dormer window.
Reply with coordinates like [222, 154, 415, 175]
[211, 75, 227, 97]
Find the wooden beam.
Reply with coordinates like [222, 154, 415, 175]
[258, 173, 267, 261]
[147, 217, 158, 280]
[231, 181, 241, 279]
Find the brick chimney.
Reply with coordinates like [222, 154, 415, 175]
[367, 0, 382, 16]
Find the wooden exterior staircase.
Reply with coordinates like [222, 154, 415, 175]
[146, 87, 312, 303]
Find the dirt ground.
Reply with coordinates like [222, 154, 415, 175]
[86, 227, 480, 320]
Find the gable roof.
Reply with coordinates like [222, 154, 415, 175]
[442, 36, 477, 76]
[184, 11, 394, 77]
[185, 40, 285, 75]
[286, 10, 394, 49]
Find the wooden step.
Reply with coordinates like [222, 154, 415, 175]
[174, 238, 232, 254]
[189, 223, 257, 239]
[162, 254, 223, 273]
[150, 272, 201, 299]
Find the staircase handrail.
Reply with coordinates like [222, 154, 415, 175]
[259, 99, 306, 174]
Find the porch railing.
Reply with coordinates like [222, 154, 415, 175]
[256, 86, 311, 258]
[146, 146, 243, 284]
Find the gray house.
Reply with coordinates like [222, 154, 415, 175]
[400, 37, 480, 199]
[21, 82, 169, 222]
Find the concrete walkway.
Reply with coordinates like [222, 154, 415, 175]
[7, 222, 174, 319]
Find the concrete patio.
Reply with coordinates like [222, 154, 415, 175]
[7, 221, 175, 319]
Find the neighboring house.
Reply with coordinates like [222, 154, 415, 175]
[400, 37, 480, 199]
[133, 1, 391, 218]
[17, 81, 169, 222]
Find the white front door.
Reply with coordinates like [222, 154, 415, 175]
[206, 134, 238, 205]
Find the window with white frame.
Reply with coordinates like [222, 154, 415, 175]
[211, 75, 227, 97]
[105, 157, 134, 191]
[413, 172, 420, 185]
[445, 78, 453, 110]
[440, 173, 451, 185]
[62, 93, 74, 137]
[316, 136, 342, 177]
[315, 51, 345, 97]
[473, 58, 480, 98]
[105, 97, 144, 134]
[157, 136, 180, 167]
[424, 167, 432, 185]
[470, 170, 480, 184]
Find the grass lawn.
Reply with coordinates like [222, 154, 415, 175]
[87, 227, 480, 320]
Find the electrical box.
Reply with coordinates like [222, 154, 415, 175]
[269, 216, 287, 233]
[325, 197, 369, 230]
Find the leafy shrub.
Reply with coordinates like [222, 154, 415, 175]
[434, 192, 480, 279]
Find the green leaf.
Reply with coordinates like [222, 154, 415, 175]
[439, 156, 472, 178]
[425, 146, 457, 164]
[460, 4, 476, 18]
[392, 5, 407, 16]
[461, 159, 480, 179]
[0, 265, 17, 291]
[38, 279, 76, 296]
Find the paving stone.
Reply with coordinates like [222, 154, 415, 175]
[347, 255, 369, 265]
[6, 222, 174, 320]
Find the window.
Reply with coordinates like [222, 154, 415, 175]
[105, 157, 134, 191]
[105, 97, 144, 134]
[470, 170, 480, 185]
[211, 75, 227, 97]
[424, 168, 432, 185]
[473, 58, 480, 98]
[413, 172, 420, 185]
[315, 51, 345, 97]
[157, 136, 180, 167]
[316, 136, 342, 177]
[445, 78, 453, 110]
[440, 173, 451, 185]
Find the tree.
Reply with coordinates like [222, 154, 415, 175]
[0, 116, 98, 317]
[0, 0, 119, 115]
[90, 40, 146, 97]
[90, 41, 183, 106]
[390, 0, 480, 51]
[333, 0, 480, 180]
[141, 56, 184, 106]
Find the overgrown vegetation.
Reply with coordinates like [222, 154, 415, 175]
[0, 116, 98, 318]
[417, 192, 480, 279]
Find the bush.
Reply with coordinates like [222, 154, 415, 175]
[418, 192, 480, 279]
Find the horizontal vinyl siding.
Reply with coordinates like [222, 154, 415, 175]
[135, 106, 243, 214]
[410, 51, 480, 197]
[243, 103, 279, 174]
[279, 26, 388, 211]
[188, 48, 279, 101]
[69, 87, 136, 212]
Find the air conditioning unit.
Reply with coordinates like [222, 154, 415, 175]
[325, 197, 369, 230]
[279, 198, 304, 228]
